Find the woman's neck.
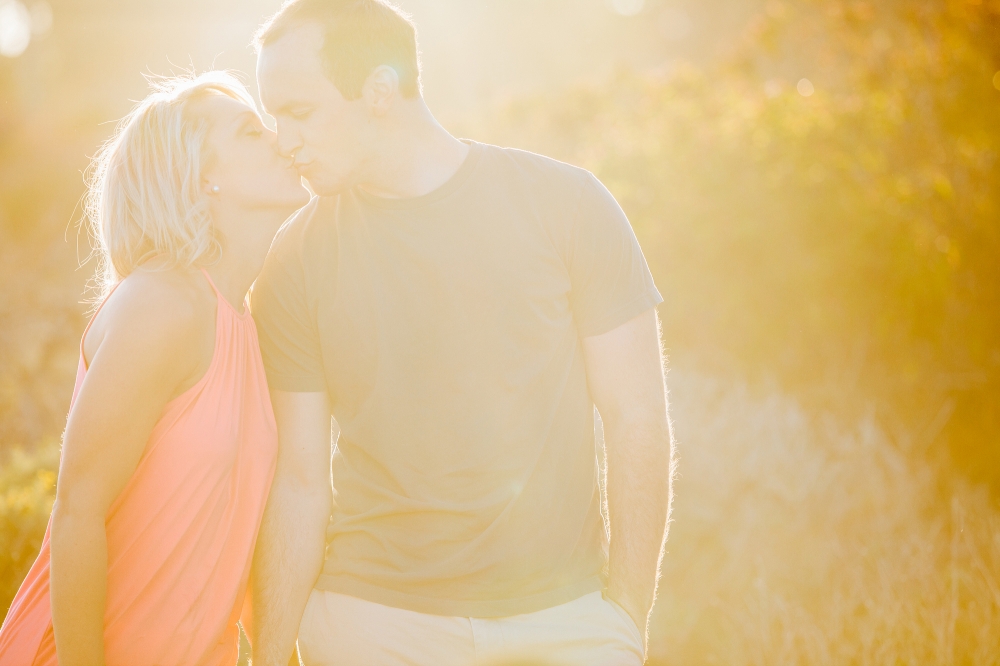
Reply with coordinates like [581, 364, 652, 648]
[205, 208, 289, 313]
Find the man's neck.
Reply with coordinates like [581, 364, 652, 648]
[356, 102, 470, 200]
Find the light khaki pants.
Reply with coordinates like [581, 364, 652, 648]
[297, 590, 645, 666]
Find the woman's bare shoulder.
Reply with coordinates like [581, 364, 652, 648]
[84, 268, 217, 370]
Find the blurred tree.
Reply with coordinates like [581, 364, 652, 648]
[487, 0, 1000, 488]
[0, 41, 87, 453]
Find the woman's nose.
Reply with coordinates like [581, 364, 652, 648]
[267, 129, 293, 162]
[266, 128, 281, 149]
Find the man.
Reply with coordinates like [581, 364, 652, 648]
[249, 1, 674, 664]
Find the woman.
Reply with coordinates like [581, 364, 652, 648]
[0, 72, 310, 665]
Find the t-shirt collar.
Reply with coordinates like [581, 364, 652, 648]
[354, 139, 483, 210]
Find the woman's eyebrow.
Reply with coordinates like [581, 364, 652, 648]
[235, 110, 260, 129]
[275, 101, 310, 115]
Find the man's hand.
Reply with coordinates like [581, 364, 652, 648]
[583, 308, 674, 652]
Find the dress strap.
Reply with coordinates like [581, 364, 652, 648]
[198, 267, 222, 297]
[199, 267, 250, 317]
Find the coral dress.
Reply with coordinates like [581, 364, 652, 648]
[0, 269, 277, 666]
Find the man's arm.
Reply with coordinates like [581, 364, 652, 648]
[582, 308, 674, 652]
[250, 390, 333, 666]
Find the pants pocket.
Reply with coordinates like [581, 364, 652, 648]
[601, 593, 645, 655]
[296, 590, 324, 663]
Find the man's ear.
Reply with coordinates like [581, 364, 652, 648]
[362, 65, 399, 117]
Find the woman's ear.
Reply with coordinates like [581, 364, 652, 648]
[363, 65, 400, 117]
[202, 178, 221, 197]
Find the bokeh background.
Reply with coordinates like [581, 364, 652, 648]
[2, 0, 1000, 663]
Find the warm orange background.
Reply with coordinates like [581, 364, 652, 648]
[2, 1, 999, 663]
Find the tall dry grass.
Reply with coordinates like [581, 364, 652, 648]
[6, 371, 1000, 666]
[651, 370, 1000, 665]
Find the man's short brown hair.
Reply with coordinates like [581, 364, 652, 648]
[254, 0, 421, 100]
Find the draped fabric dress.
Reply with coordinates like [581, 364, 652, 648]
[0, 270, 277, 666]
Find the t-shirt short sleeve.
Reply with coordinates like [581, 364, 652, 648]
[566, 173, 663, 337]
[250, 209, 327, 393]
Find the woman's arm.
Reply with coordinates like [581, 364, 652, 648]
[50, 279, 209, 666]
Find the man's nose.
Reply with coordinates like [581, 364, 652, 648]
[274, 123, 302, 160]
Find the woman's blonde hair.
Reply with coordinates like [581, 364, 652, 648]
[84, 71, 257, 300]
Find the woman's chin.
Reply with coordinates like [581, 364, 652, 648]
[289, 186, 311, 208]
[272, 186, 311, 210]
[242, 184, 310, 214]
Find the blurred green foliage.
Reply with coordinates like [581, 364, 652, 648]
[486, 0, 1000, 486]
[0, 442, 58, 608]
[0, 4, 90, 619]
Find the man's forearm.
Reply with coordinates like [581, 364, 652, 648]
[250, 478, 331, 666]
[50, 504, 109, 666]
[604, 418, 673, 637]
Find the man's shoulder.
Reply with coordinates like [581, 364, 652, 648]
[476, 142, 596, 192]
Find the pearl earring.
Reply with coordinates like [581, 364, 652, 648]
[211, 185, 220, 193]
